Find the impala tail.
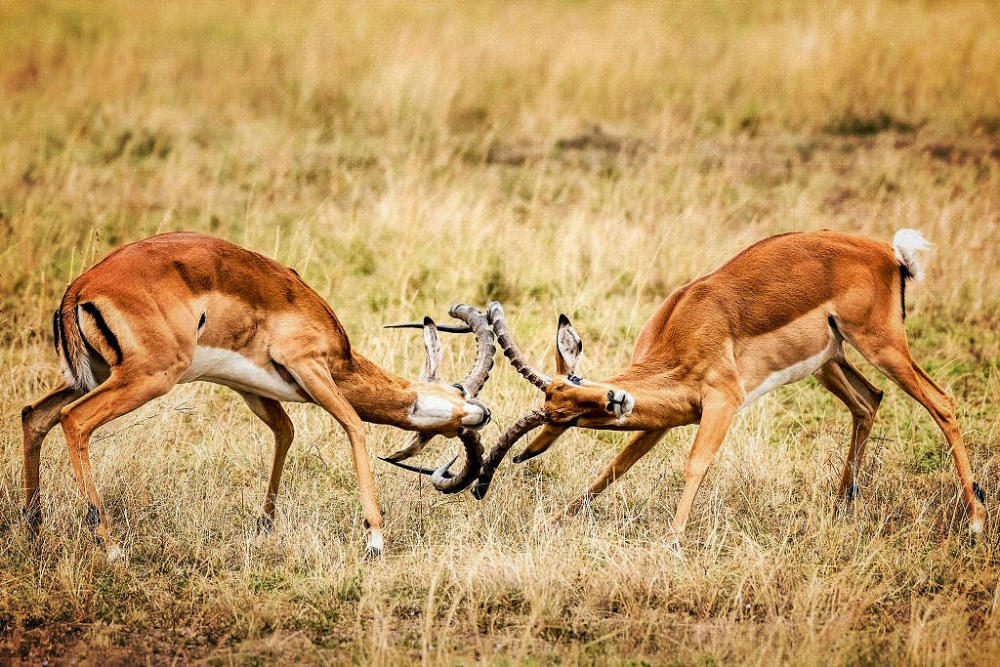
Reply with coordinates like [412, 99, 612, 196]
[55, 292, 123, 393]
[893, 228, 932, 319]
[893, 228, 932, 282]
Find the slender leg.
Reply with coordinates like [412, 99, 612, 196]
[239, 392, 295, 533]
[285, 359, 384, 554]
[60, 373, 175, 556]
[21, 384, 81, 532]
[670, 394, 737, 534]
[814, 359, 883, 505]
[565, 429, 668, 515]
[850, 333, 986, 532]
[513, 424, 569, 463]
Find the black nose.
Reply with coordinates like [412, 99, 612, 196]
[468, 399, 491, 428]
[475, 406, 492, 428]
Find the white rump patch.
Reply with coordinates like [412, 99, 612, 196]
[893, 228, 932, 282]
[740, 335, 842, 410]
[180, 347, 305, 402]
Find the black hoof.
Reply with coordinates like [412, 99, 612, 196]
[22, 506, 42, 533]
[256, 515, 274, 535]
[973, 482, 986, 505]
[85, 503, 100, 531]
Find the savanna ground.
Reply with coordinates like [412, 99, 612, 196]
[1, 1, 999, 664]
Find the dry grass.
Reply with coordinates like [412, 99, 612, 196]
[2, 1, 1000, 663]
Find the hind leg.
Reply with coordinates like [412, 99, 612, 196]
[21, 384, 81, 532]
[239, 392, 295, 533]
[61, 372, 177, 555]
[814, 359, 883, 506]
[848, 330, 985, 532]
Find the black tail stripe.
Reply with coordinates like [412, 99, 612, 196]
[899, 265, 911, 321]
[57, 289, 72, 365]
[80, 302, 123, 364]
[52, 309, 61, 352]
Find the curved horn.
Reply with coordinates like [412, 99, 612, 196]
[385, 322, 473, 333]
[381, 432, 433, 463]
[431, 428, 483, 493]
[381, 428, 484, 494]
[470, 408, 548, 500]
[448, 304, 495, 397]
[487, 302, 551, 390]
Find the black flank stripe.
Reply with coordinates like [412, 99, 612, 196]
[75, 306, 104, 362]
[80, 302, 123, 365]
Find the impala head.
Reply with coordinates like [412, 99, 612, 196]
[470, 301, 634, 499]
[379, 304, 496, 494]
[494, 303, 634, 427]
[403, 314, 493, 436]
[542, 315, 635, 425]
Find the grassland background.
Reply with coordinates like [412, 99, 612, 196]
[1, 1, 999, 663]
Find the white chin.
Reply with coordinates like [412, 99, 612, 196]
[409, 395, 455, 429]
[461, 406, 485, 427]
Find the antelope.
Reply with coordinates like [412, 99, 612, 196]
[398, 229, 987, 535]
[20, 232, 496, 558]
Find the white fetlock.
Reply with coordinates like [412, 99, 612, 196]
[365, 529, 384, 556]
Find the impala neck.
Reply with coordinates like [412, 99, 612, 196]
[604, 363, 701, 430]
[331, 354, 418, 429]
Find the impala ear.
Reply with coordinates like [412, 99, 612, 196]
[555, 313, 583, 375]
[421, 317, 442, 382]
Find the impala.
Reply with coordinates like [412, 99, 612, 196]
[403, 229, 986, 534]
[21, 232, 495, 557]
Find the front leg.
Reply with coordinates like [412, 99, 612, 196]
[512, 423, 569, 463]
[670, 393, 737, 534]
[284, 359, 384, 555]
[565, 429, 668, 515]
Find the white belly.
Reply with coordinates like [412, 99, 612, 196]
[179, 347, 306, 402]
[739, 335, 841, 410]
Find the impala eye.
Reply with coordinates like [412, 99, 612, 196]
[451, 383, 468, 398]
[567, 374, 583, 386]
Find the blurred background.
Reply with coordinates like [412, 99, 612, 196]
[1, 1, 999, 663]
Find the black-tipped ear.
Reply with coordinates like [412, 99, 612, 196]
[421, 317, 442, 382]
[555, 314, 583, 375]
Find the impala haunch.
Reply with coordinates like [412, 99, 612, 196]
[21, 232, 495, 557]
[466, 230, 986, 535]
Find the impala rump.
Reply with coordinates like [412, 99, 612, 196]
[56, 297, 123, 393]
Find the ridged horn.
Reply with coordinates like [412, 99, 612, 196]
[470, 408, 548, 500]
[487, 301, 551, 390]
[448, 304, 495, 398]
[381, 428, 484, 494]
